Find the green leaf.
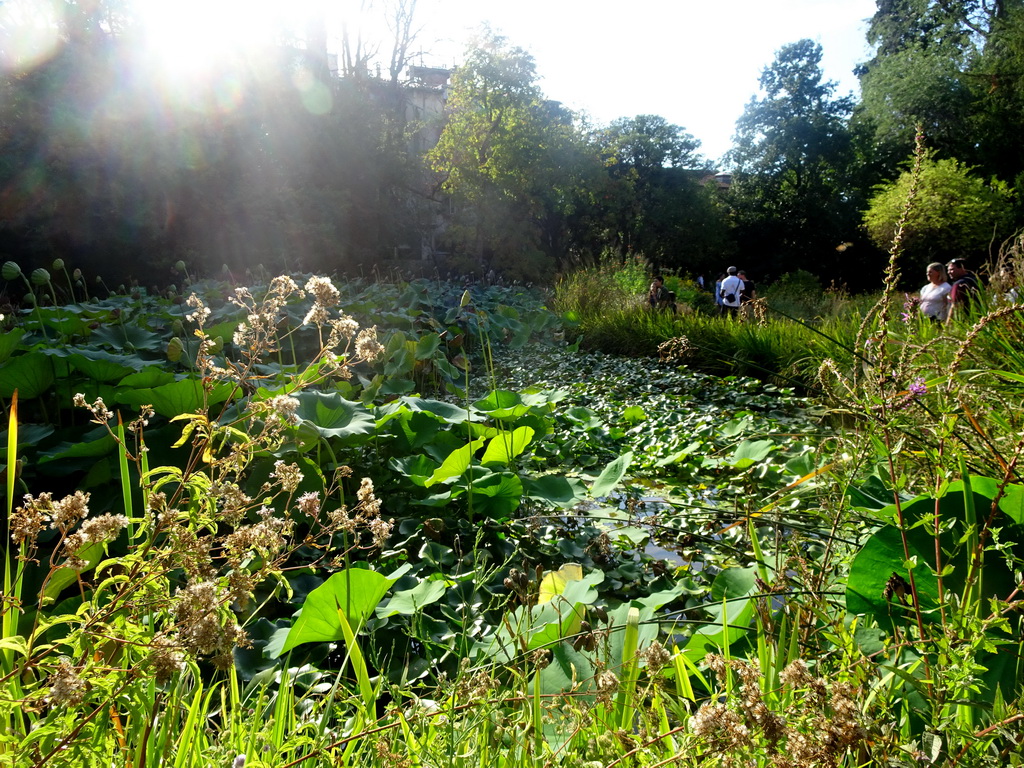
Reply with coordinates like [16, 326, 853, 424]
[383, 346, 415, 377]
[538, 564, 585, 604]
[415, 333, 442, 360]
[540, 642, 595, 696]
[655, 441, 701, 467]
[377, 577, 449, 616]
[39, 429, 116, 463]
[425, 438, 486, 486]
[274, 567, 407, 656]
[728, 439, 775, 469]
[118, 368, 177, 389]
[682, 567, 757, 661]
[473, 390, 528, 419]
[293, 391, 376, 440]
[117, 377, 232, 418]
[522, 475, 587, 508]
[396, 397, 471, 424]
[469, 471, 523, 518]
[67, 350, 144, 382]
[44, 542, 105, 599]
[611, 526, 650, 547]
[0, 423, 53, 450]
[90, 324, 163, 352]
[563, 406, 603, 431]
[0, 352, 55, 399]
[480, 426, 535, 466]
[0, 327, 24, 364]
[591, 451, 633, 498]
[389, 455, 438, 486]
[621, 405, 647, 424]
[846, 483, 1021, 632]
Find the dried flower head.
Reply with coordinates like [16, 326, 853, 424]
[172, 581, 247, 657]
[691, 702, 751, 751]
[48, 659, 87, 706]
[355, 326, 384, 360]
[595, 670, 620, 705]
[297, 491, 321, 519]
[304, 276, 340, 307]
[641, 640, 672, 674]
[148, 637, 186, 685]
[271, 460, 304, 494]
[75, 513, 129, 544]
[185, 293, 211, 326]
[11, 492, 52, 546]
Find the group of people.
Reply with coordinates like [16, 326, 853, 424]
[918, 258, 979, 323]
[647, 267, 757, 316]
[715, 266, 756, 316]
[649, 259, 990, 323]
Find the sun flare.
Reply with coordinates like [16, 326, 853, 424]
[133, 0, 317, 81]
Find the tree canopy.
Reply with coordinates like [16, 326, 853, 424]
[864, 153, 1017, 262]
[726, 40, 863, 282]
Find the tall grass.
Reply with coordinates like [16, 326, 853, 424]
[554, 261, 871, 390]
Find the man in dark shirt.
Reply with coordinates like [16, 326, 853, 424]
[946, 258, 980, 322]
[648, 275, 675, 311]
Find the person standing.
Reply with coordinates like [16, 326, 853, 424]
[738, 270, 756, 304]
[945, 258, 980, 322]
[648, 275, 666, 308]
[719, 266, 744, 317]
[648, 275, 674, 311]
[918, 262, 951, 322]
[713, 273, 726, 311]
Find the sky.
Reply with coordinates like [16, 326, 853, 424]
[402, 0, 879, 164]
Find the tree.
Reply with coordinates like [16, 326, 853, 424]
[593, 115, 720, 270]
[864, 153, 1016, 263]
[855, 0, 1024, 183]
[726, 40, 861, 281]
[427, 33, 597, 279]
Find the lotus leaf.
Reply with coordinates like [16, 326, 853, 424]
[273, 566, 409, 656]
[591, 451, 633, 498]
[293, 391, 376, 440]
[0, 353, 55, 399]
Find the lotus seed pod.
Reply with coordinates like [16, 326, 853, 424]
[166, 337, 184, 362]
[51, 258, 64, 271]
[31, 268, 50, 286]
[2, 261, 22, 281]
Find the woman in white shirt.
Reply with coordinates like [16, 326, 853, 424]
[919, 262, 952, 321]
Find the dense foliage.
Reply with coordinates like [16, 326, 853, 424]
[5, 2, 1024, 764]
[4, 234, 1024, 764]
